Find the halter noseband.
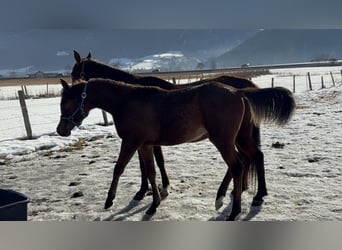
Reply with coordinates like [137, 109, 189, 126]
[61, 82, 88, 127]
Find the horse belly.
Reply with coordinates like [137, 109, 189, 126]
[158, 118, 208, 145]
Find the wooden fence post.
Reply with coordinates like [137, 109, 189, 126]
[172, 77, 176, 84]
[307, 72, 312, 90]
[18, 90, 32, 139]
[321, 76, 325, 89]
[21, 85, 28, 97]
[293, 75, 296, 93]
[330, 72, 335, 86]
[102, 110, 108, 126]
[271, 78, 274, 88]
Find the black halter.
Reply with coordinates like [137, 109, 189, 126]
[79, 58, 90, 80]
[61, 82, 88, 127]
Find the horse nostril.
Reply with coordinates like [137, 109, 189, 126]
[57, 125, 70, 137]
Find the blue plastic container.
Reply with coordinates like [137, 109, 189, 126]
[0, 189, 29, 221]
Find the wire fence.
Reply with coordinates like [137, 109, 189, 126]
[1, 68, 342, 140]
[0, 93, 110, 141]
[253, 69, 342, 92]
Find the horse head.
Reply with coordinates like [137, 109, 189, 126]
[56, 79, 90, 136]
[71, 50, 92, 83]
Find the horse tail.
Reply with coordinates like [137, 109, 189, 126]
[249, 124, 260, 191]
[240, 87, 296, 126]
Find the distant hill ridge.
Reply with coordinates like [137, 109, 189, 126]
[217, 29, 342, 67]
[0, 29, 254, 72]
[2, 29, 341, 73]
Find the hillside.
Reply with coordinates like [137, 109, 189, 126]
[216, 29, 342, 68]
[0, 29, 254, 73]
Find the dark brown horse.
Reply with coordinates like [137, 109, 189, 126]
[71, 51, 266, 208]
[56, 78, 295, 220]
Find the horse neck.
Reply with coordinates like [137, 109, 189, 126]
[86, 80, 127, 114]
[88, 60, 136, 83]
[87, 60, 174, 89]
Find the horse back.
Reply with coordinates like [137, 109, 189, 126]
[113, 83, 245, 146]
[200, 75, 258, 89]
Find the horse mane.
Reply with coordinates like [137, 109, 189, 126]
[85, 58, 137, 82]
[79, 53, 259, 91]
[87, 78, 168, 91]
[83, 58, 175, 90]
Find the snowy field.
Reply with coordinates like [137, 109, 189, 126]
[0, 66, 341, 221]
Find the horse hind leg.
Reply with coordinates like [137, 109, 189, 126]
[211, 138, 244, 221]
[133, 146, 170, 201]
[236, 137, 267, 207]
[222, 148, 244, 221]
[215, 170, 232, 211]
[251, 148, 267, 206]
[215, 149, 250, 211]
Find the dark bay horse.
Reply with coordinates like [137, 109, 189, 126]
[71, 51, 266, 208]
[56, 78, 295, 220]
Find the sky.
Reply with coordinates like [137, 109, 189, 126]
[1, 0, 342, 29]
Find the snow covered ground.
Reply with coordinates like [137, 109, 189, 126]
[0, 66, 341, 220]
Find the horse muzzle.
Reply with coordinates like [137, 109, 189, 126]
[56, 122, 72, 137]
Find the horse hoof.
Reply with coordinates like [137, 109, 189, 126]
[251, 198, 264, 207]
[226, 214, 237, 221]
[160, 188, 169, 199]
[104, 199, 113, 209]
[133, 193, 145, 201]
[146, 206, 157, 215]
[215, 196, 224, 211]
[226, 210, 241, 221]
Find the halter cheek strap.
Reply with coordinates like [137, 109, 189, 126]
[61, 82, 88, 127]
[80, 61, 85, 80]
[80, 59, 88, 80]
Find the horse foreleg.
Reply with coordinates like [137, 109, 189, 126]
[133, 150, 149, 201]
[153, 146, 170, 198]
[140, 145, 161, 215]
[104, 141, 139, 209]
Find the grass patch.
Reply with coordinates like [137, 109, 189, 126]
[58, 139, 88, 153]
[54, 135, 109, 153]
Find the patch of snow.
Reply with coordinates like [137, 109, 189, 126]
[108, 51, 199, 72]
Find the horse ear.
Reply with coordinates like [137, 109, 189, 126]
[73, 50, 81, 63]
[60, 79, 70, 90]
[86, 52, 92, 60]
